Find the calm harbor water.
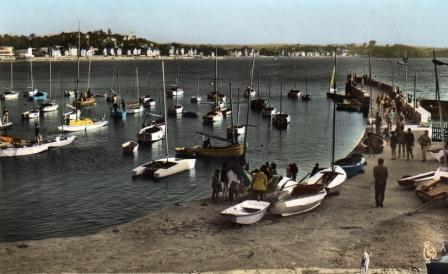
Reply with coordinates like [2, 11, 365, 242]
[0, 57, 443, 242]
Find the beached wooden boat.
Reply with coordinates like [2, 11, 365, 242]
[137, 125, 164, 143]
[271, 188, 326, 216]
[122, 141, 139, 154]
[428, 148, 448, 163]
[362, 133, 384, 154]
[305, 165, 347, 194]
[333, 153, 366, 178]
[415, 166, 448, 203]
[397, 171, 436, 189]
[220, 200, 270, 224]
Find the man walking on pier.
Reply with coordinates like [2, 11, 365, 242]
[418, 130, 432, 162]
[405, 128, 415, 160]
[373, 158, 388, 208]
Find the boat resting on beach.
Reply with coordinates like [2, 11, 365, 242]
[333, 153, 366, 178]
[271, 186, 327, 216]
[220, 200, 270, 224]
[132, 157, 196, 179]
[415, 166, 448, 203]
[397, 171, 436, 189]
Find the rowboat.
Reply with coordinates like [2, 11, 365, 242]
[45, 135, 76, 148]
[126, 103, 144, 114]
[262, 106, 276, 117]
[333, 153, 366, 178]
[202, 110, 223, 124]
[167, 84, 184, 97]
[30, 91, 48, 101]
[397, 170, 436, 189]
[271, 187, 327, 216]
[244, 86, 256, 97]
[362, 133, 384, 154]
[1, 90, 19, 100]
[22, 109, 40, 120]
[122, 141, 139, 154]
[305, 165, 347, 194]
[57, 117, 108, 132]
[220, 200, 270, 224]
[190, 143, 244, 157]
[132, 157, 195, 179]
[168, 103, 183, 115]
[287, 89, 302, 99]
[415, 166, 448, 203]
[77, 96, 96, 108]
[428, 148, 448, 163]
[40, 101, 59, 112]
[137, 125, 164, 143]
[190, 96, 202, 104]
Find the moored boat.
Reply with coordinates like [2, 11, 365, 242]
[190, 143, 244, 158]
[58, 117, 108, 132]
[272, 112, 291, 128]
[132, 157, 196, 179]
[30, 91, 48, 101]
[122, 141, 139, 154]
[22, 108, 40, 120]
[137, 125, 164, 143]
[287, 88, 302, 99]
[220, 200, 270, 224]
[1, 90, 19, 100]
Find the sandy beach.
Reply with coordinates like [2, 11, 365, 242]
[0, 127, 446, 273]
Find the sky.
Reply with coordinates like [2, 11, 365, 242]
[1, 0, 447, 47]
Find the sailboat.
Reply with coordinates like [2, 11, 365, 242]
[250, 73, 266, 111]
[288, 67, 302, 99]
[168, 71, 184, 115]
[126, 68, 144, 114]
[138, 85, 165, 143]
[25, 60, 38, 97]
[272, 81, 291, 129]
[301, 74, 311, 101]
[203, 50, 224, 124]
[1, 61, 19, 100]
[58, 25, 108, 132]
[133, 61, 195, 179]
[326, 53, 338, 99]
[40, 58, 59, 113]
[27, 60, 48, 101]
[262, 79, 276, 117]
[76, 58, 96, 108]
[190, 75, 202, 103]
[244, 53, 257, 97]
[141, 72, 156, 107]
[227, 86, 246, 139]
[166, 60, 184, 97]
[110, 68, 127, 119]
[177, 131, 244, 158]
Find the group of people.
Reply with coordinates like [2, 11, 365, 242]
[210, 161, 278, 203]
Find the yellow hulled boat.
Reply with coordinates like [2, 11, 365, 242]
[77, 96, 96, 108]
[191, 143, 244, 158]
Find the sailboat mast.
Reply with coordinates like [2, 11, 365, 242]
[176, 59, 179, 86]
[196, 75, 199, 97]
[331, 49, 337, 169]
[237, 87, 240, 124]
[214, 48, 218, 94]
[268, 79, 271, 107]
[368, 48, 373, 122]
[31, 60, 34, 89]
[10, 61, 13, 90]
[117, 69, 121, 111]
[87, 58, 91, 90]
[433, 51, 446, 166]
[148, 72, 151, 96]
[49, 58, 52, 99]
[243, 53, 255, 158]
[136, 68, 139, 99]
[162, 61, 169, 161]
[229, 83, 235, 143]
[305, 73, 308, 95]
[75, 23, 80, 121]
[257, 72, 260, 100]
[280, 80, 283, 113]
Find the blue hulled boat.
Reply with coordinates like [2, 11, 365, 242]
[30, 91, 48, 101]
[333, 153, 366, 178]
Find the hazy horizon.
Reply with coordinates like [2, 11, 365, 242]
[1, 0, 447, 47]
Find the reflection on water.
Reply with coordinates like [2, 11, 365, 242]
[0, 57, 436, 242]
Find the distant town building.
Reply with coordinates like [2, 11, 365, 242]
[0, 46, 14, 57]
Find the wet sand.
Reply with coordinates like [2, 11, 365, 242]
[0, 129, 446, 273]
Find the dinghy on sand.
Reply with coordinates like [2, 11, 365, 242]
[220, 200, 270, 224]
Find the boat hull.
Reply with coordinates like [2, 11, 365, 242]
[132, 157, 195, 178]
[192, 144, 244, 157]
[57, 120, 109, 132]
[271, 189, 327, 216]
[122, 141, 139, 154]
[0, 143, 49, 157]
[220, 200, 270, 224]
[138, 125, 164, 143]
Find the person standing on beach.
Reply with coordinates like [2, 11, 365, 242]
[290, 163, 298, 181]
[397, 129, 406, 158]
[251, 169, 268, 201]
[373, 158, 388, 208]
[404, 128, 415, 160]
[375, 112, 382, 135]
[211, 169, 221, 203]
[221, 162, 229, 200]
[390, 131, 398, 160]
[418, 130, 432, 162]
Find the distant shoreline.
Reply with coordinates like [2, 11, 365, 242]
[0, 55, 357, 63]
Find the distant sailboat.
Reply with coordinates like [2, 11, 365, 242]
[326, 54, 338, 99]
[126, 68, 144, 114]
[272, 81, 291, 129]
[40, 58, 59, 113]
[1, 61, 19, 100]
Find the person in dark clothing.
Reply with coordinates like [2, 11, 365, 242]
[203, 138, 211, 148]
[373, 158, 388, 207]
[404, 128, 415, 160]
[290, 163, 298, 181]
[310, 163, 320, 176]
[390, 131, 398, 160]
[221, 162, 229, 200]
[34, 123, 42, 144]
[375, 112, 382, 135]
[211, 169, 221, 203]
[270, 163, 277, 177]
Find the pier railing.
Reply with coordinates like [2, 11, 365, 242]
[431, 123, 448, 142]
